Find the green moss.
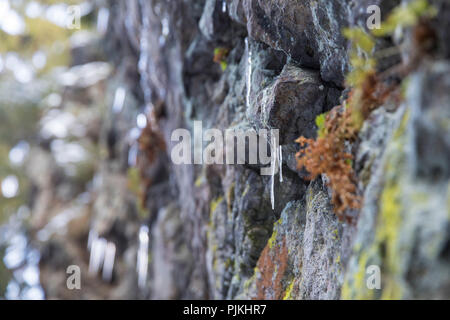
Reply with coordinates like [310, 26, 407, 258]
[372, 0, 437, 37]
[343, 28, 375, 54]
[214, 47, 229, 71]
[315, 113, 328, 138]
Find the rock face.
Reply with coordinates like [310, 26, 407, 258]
[27, 0, 450, 299]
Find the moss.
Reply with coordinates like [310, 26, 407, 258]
[297, 0, 432, 219]
[315, 113, 328, 138]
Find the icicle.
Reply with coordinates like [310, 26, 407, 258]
[279, 145, 283, 183]
[127, 142, 138, 167]
[89, 237, 107, 275]
[102, 242, 116, 282]
[270, 136, 277, 210]
[112, 86, 126, 113]
[137, 225, 149, 289]
[97, 8, 110, 35]
[138, 0, 153, 109]
[87, 230, 116, 282]
[161, 17, 170, 38]
[87, 229, 97, 250]
[222, 0, 227, 13]
[245, 38, 253, 109]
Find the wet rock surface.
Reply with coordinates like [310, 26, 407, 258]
[17, 0, 450, 300]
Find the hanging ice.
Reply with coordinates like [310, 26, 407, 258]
[279, 145, 283, 183]
[102, 242, 116, 282]
[88, 236, 107, 275]
[112, 86, 126, 113]
[245, 38, 253, 109]
[270, 136, 278, 210]
[137, 225, 149, 289]
[97, 8, 110, 35]
[138, 0, 153, 108]
[222, 0, 227, 13]
[87, 229, 116, 282]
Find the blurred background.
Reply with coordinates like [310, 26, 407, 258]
[0, 0, 143, 299]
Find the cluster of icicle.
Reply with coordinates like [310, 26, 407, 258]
[87, 230, 116, 282]
[87, 225, 149, 290]
[246, 38, 283, 211]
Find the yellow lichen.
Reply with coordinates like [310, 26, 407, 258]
[341, 252, 375, 300]
[283, 280, 295, 300]
[342, 111, 410, 300]
[267, 219, 281, 249]
[210, 196, 224, 215]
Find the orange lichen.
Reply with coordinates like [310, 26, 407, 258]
[255, 237, 289, 300]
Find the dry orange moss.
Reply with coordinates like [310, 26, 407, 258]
[296, 72, 392, 222]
